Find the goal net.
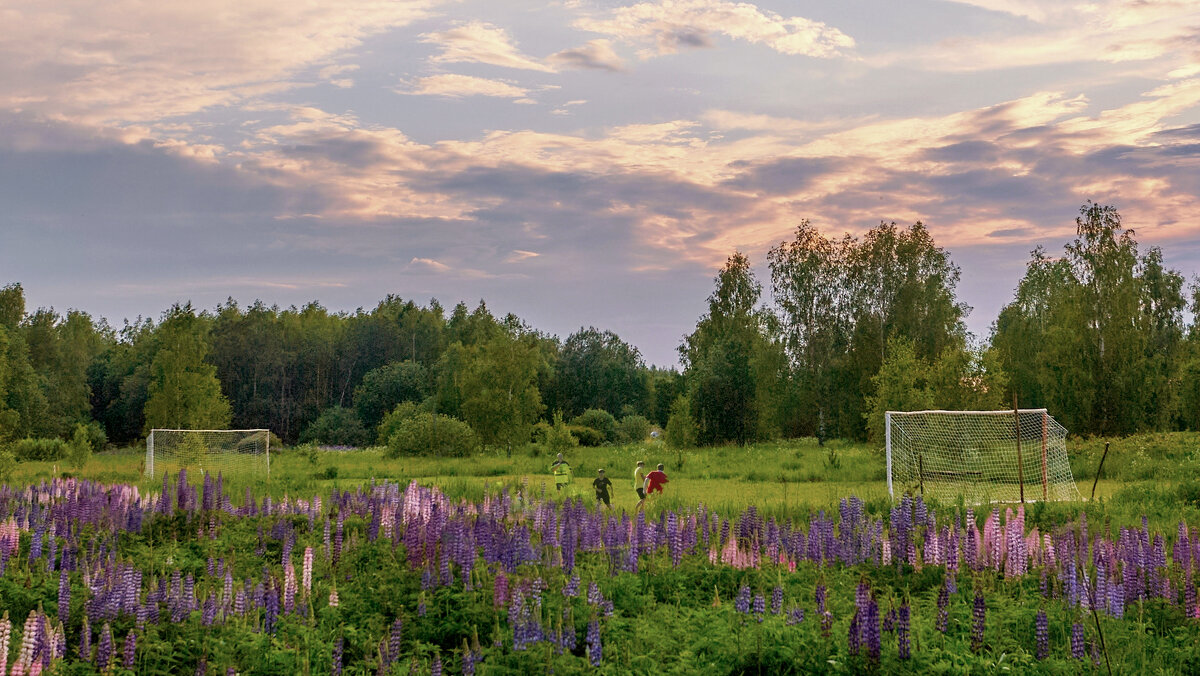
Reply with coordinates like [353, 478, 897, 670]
[146, 429, 270, 478]
[886, 410, 1080, 504]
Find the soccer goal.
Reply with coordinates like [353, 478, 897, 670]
[146, 429, 271, 478]
[885, 409, 1081, 504]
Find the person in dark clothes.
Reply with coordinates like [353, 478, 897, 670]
[592, 469, 613, 509]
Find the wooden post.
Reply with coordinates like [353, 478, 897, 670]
[918, 453, 925, 497]
[1091, 442, 1110, 501]
[1041, 411, 1048, 502]
[1013, 394, 1024, 504]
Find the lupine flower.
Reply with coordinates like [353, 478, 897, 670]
[753, 593, 765, 622]
[1071, 622, 1085, 660]
[786, 607, 805, 625]
[864, 596, 881, 661]
[431, 651, 442, 676]
[897, 603, 910, 660]
[332, 637, 344, 676]
[936, 582, 949, 633]
[96, 622, 113, 670]
[771, 586, 783, 615]
[57, 569, 70, 625]
[1035, 610, 1048, 659]
[734, 586, 751, 614]
[78, 614, 90, 661]
[971, 588, 986, 652]
[0, 612, 11, 675]
[123, 630, 136, 669]
[586, 617, 602, 666]
[329, 588, 339, 608]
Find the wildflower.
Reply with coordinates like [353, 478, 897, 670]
[936, 582, 949, 633]
[897, 602, 910, 660]
[786, 607, 805, 625]
[753, 593, 765, 622]
[96, 622, 113, 670]
[734, 586, 751, 614]
[971, 588, 985, 652]
[332, 637, 344, 676]
[1035, 610, 1048, 659]
[770, 586, 783, 615]
[586, 617, 602, 666]
[1070, 622, 1085, 660]
[123, 630, 136, 669]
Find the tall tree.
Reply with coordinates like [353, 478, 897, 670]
[458, 328, 548, 455]
[553, 327, 648, 418]
[143, 304, 231, 431]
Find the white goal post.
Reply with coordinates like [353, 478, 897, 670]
[885, 409, 1081, 504]
[146, 429, 271, 478]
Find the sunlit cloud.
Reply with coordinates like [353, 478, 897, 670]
[421, 21, 557, 72]
[404, 74, 532, 99]
[0, 0, 441, 125]
[574, 0, 856, 58]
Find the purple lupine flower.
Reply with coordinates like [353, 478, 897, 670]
[734, 586, 751, 614]
[124, 630, 136, 669]
[897, 603, 910, 660]
[1035, 610, 1048, 659]
[847, 611, 860, 656]
[786, 608, 805, 625]
[389, 618, 402, 667]
[79, 614, 91, 660]
[586, 617, 601, 666]
[1071, 622, 1085, 660]
[430, 651, 442, 676]
[753, 593, 765, 622]
[882, 608, 896, 633]
[864, 596, 881, 661]
[971, 589, 986, 653]
[936, 582, 949, 633]
[332, 637, 344, 676]
[96, 622, 113, 669]
[563, 575, 580, 598]
[771, 586, 782, 615]
[58, 569, 70, 625]
[815, 584, 827, 615]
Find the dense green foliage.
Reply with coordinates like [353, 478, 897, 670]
[3, 203, 1200, 454]
[384, 411, 479, 458]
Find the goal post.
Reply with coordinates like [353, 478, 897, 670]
[146, 429, 271, 478]
[885, 409, 1080, 504]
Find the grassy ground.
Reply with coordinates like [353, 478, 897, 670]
[15, 432, 1200, 531]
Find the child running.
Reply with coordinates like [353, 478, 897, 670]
[592, 469, 613, 509]
[633, 460, 647, 510]
[645, 463, 669, 497]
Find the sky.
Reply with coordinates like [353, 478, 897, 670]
[1, 0, 1199, 366]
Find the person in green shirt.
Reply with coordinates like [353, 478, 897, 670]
[550, 452, 572, 492]
[592, 469, 613, 509]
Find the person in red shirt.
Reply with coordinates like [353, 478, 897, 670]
[644, 463, 669, 495]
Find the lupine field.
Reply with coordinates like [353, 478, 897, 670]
[1, 443, 1200, 675]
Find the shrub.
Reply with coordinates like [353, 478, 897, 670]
[572, 409, 617, 444]
[0, 450, 15, 484]
[544, 412, 579, 456]
[568, 425, 606, 447]
[67, 423, 93, 470]
[616, 414, 652, 444]
[11, 437, 68, 461]
[664, 396, 698, 450]
[377, 401, 422, 445]
[385, 412, 478, 458]
[300, 406, 371, 448]
[78, 420, 107, 453]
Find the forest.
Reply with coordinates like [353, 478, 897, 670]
[2, 202, 1199, 453]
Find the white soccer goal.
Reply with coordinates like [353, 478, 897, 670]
[146, 429, 270, 478]
[885, 409, 1081, 504]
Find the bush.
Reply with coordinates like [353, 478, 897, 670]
[11, 437, 68, 461]
[572, 409, 617, 444]
[543, 412, 579, 456]
[67, 423, 93, 470]
[377, 401, 422, 445]
[568, 425, 606, 447]
[0, 450, 15, 484]
[385, 412, 478, 458]
[300, 406, 371, 448]
[664, 396, 698, 450]
[616, 414, 652, 444]
[78, 420, 107, 452]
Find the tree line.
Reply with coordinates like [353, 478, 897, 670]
[2, 203, 1198, 453]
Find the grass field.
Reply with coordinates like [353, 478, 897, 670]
[19, 432, 1200, 532]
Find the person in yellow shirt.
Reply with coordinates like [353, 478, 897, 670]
[550, 453, 572, 493]
[633, 460, 646, 510]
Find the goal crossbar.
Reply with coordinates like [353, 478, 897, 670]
[885, 409, 1080, 504]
